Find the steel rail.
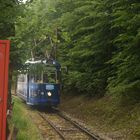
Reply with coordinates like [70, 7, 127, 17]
[39, 113, 66, 140]
[57, 111, 102, 140]
[39, 110, 103, 140]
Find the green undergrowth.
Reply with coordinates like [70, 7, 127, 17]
[60, 94, 140, 140]
[11, 97, 43, 140]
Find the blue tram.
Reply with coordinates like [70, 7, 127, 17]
[17, 60, 61, 106]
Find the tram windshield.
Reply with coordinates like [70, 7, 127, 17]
[28, 63, 59, 84]
[29, 72, 56, 84]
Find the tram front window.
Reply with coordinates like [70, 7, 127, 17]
[43, 73, 48, 83]
[29, 75, 42, 83]
[29, 72, 56, 84]
[43, 73, 55, 83]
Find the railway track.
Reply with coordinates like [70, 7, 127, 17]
[39, 110, 102, 140]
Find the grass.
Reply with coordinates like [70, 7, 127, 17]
[60, 94, 140, 140]
[11, 97, 43, 140]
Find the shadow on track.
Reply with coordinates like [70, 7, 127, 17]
[29, 105, 59, 114]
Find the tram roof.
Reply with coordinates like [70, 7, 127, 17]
[25, 59, 61, 68]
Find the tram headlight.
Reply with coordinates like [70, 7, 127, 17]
[47, 91, 52, 97]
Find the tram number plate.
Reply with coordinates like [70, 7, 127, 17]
[46, 85, 54, 90]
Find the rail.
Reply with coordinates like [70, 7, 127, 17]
[39, 110, 103, 140]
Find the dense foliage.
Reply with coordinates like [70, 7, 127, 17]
[0, 0, 26, 70]
[0, 0, 16, 38]
[0, 0, 30, 104]
[16, 0, 140, 101]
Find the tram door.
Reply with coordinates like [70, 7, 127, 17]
[0, 41, 10, 140]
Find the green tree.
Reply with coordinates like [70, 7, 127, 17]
[16, 0, 140, 102]
[107, 0, 140, 102]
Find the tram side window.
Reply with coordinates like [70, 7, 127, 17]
[30, 75, 35, 83]
[18, 75, 25, 82]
